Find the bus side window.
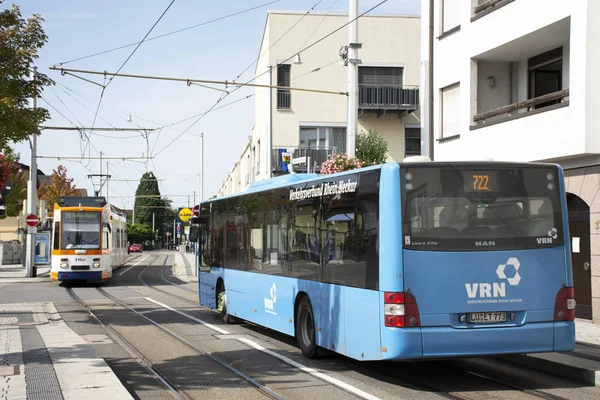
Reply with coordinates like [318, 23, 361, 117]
[53, 222, 60, 250]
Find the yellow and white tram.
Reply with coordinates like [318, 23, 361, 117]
[51, 196, 128, 282]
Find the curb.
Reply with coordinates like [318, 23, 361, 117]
[498, 353, 600, 387]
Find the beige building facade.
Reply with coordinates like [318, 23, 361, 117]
[218, 11, 421, 196]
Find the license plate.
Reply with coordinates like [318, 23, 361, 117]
[469, 312, 507, 324]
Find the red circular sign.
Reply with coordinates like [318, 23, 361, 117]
[193, 204, 199, 216]
[26, 214, 39, 227]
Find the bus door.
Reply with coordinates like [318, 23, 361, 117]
[567, 194, 592, 320]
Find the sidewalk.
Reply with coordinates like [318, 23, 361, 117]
[0, 301, 132, 399]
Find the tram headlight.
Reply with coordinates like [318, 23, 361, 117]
[93, 262, 101, 268]
[60, 263, 68, 269]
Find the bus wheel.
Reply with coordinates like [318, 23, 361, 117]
[296, 296, 318, 359]
[217, 283, 233, 324]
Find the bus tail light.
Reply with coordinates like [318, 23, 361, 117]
[554, 287, 576, 321]
[384, 292, 420, 327]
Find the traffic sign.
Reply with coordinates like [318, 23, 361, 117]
[178, 207, 193, 222]
[193, 204, 199, 217]
[26, 214, 39, 227]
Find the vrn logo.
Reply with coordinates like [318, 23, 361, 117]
[465, 257, 521, 298]
[264, 283, 277, 315]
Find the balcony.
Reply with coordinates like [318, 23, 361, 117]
[271, 147, 336, 174]
[358, 84, 419, 116]
[473, 89, 569, 127]
[472, 0, 515, 22]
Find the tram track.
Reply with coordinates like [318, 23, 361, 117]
[65, 286, 188, 400]
[356, 357, 572, 400]
[113, 253, 573, 400]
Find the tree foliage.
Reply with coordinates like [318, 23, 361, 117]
[37, 164, 78, 211]
[356, 129, 388, 166]
[0, 2, 53, 153]
[0, 150, 24, 217]
[126, 222, 154, 244]
[133, 171, 166, 235]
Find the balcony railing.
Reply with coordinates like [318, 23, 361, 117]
[358, 84, 419, 111]
[473, 89, 569, 125]
[271, 147, 337, 174]
[277, 89, 291, 109]
[472, 0, 515, 21]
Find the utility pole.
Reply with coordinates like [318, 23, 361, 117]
[268, 67, 273, 178]
[200, 133, 204, 200]
[99, 151, 102, 196]
[106, 161, 109, 203]
[25, 66, 38, 278]
[152, 212, 155, 248]
[346, 0, 361, 158]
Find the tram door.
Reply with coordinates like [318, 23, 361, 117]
[567, 194, 592, 320]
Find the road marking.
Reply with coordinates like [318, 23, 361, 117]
[237, 338, 383, 400]
[117, 255, 151, 278]
[144, 296, 381, 400]
[145, 297, 230, 335]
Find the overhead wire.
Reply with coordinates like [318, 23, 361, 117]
[86, 0, 175, 165]
[153, 0, 389, 157]
[54, 0, 282, 67]
[235, 0, 324, 80]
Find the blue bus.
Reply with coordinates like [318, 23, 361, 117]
[197, 161, 575, 361]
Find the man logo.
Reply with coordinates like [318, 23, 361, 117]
[465, 257, 521, 298]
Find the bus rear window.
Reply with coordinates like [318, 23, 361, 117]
[401, 165, 564, 251]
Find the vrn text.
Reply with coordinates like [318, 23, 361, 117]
[465, 282, 506, 298]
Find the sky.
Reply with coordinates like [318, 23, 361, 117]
[11, 0, 421, 211]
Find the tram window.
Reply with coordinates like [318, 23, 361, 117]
[53, 222, 60, 250]
[103, 231, 109, 250]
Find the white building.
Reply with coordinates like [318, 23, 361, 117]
[217, 11, 421, 197]
[421, 0, 600, 322]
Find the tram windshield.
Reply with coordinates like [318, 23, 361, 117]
[61, 211, 101, 250]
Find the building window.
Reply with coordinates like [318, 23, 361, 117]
[277, 64, 291, 109]
[442, 0, 460, 33]
[405, 126, 421, 157]
[528, 47, 563, 109]
[441, 83, 460, 138]
[300, 127, 346, 154]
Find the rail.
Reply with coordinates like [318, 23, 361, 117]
[473, 89, 569, 123]
[277, 90, 291, 109]
[271, 147, 337, 173]
[358, 84, 419, 110]
[474, 0, 510, 14]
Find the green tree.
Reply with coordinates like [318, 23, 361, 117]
[356, 128, 388, 166]
[0, 2, 53, 155]
[133, 171, 166, 236]
[126, 223, 154, 244]
[37, 164, 78, 214]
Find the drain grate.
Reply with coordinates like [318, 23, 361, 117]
[19, 314, 65, 400]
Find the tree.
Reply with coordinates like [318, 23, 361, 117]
[37, 164, 78, 212]
[126, 222, 154, 244]
[356, 128, 388, 166]
[134, 171, 166, 235]
[0, 2, 53, 154]
[0, 150, 23, 217]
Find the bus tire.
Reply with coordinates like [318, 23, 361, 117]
[217, 282, 234, 324]
[296, 296, 318, 359]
